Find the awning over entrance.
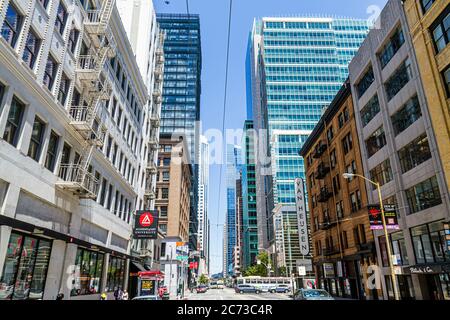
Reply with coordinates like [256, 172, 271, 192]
[131, 262, 147, 272]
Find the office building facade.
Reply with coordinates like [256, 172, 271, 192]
[300, 80, 379, 300]
[157, 13, 202, 253]
[0, 0, 156, 300]
[349, 0, 450, 300]
[247, 17, 370, 255]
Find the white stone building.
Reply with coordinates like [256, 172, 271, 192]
[0, 0, 161, 300]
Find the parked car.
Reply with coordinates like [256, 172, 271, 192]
[293, 289, 334, 300]
[268, 284, 291, 293]
[132, 295, 161, 300]
[235, 284, 261, 294]
[196, 285, 208, 293]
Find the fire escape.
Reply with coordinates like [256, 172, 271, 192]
[144, 32, 165, 207]
[56, 0, 116, 199]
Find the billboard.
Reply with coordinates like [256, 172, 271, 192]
[367, 204, 399, 230]
[295, 178, 310, 256]
[133, 210, 159, 239]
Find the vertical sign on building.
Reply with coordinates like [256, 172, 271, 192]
[295, 178, 309, 256]
[444, 222, 450, 260]
[134, 210, 159, 239]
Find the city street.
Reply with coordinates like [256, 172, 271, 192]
[185, 288, 291, 300]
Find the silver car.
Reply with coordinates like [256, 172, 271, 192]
[293, 289, 334, 300]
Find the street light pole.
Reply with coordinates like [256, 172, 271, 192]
[342, 173, 400, 301]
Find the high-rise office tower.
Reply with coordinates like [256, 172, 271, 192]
[157, 13, 202, 253]
[242, 120, 258, 269]
[225, 144, 242, 276]
[197, 135, 210, 275]
[247, 17, 370, 257]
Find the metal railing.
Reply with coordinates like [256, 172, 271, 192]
[57, 164, 99, 196]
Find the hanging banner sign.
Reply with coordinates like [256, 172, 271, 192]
[134, 210, 159, 239]
[295, 178, 310, 255]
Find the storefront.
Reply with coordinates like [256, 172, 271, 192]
[404, 264, 450, 300]
[0, 231, 52, 300]
[0, 215, 136, 300]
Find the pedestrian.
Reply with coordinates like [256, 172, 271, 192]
[122, 290, 129, 300]
[114, 287, 123, 300]
[100, 292, 107, 300]
[56, 293, 64, 300]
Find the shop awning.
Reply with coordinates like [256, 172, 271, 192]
[131, 262, 147, 272]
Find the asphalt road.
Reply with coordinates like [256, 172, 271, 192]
[185, 287, 292, 300]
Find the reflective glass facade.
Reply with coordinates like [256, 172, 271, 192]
[250, 18, 369, 208]
[157, 14, 202, 251]
[242, 121, 258, 269]
[225, 144, 242, 276]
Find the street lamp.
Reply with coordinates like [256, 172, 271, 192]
[257, 259, 273, 276]
[342, 172, 400, 300]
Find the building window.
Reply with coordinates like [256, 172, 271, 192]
[106, 257, 126, 292]
[365, 126, 387, 157]
[411, 220, 447, 265]
[330, 149, 336, 168]
[327, 126, 334, 142]
[59, 142, 71, 179]
[22, 29, 41, 70]
[161, 188, 169, 199]
[160, 206, 168, 217]
[406, 176, 442, 214]
[99, 178, 107, 205]
[378, 28, 405, 69]
[385, 59, 413, 101]
[342, 132, 353, 154]
[57, 73, 70, 106]
[398, 134, 432, 173]
[3, 96, 25, 146]
[356, 66, 374, 98]
[45, 131, 59, 171]
[443, 65, 450, 98]
[360, 94, 380, 127]
[421, 0, 435, 13]
[0, 232, 52, 300]
[332, 174, 341, 194]
[340, 231, 348, 249]
[431, 8, 450, 53]
[350, 192, 358, 213]
[369, 159, 393, 189]
[43, 55, 58, 91]
[55, 3, 68, 35]
[38, 0, 49, 9]
[391, 95, 422, 135]
[68, 28, 80, 55]
[28, 116, 46, 161]
[71, 248, 104, 296]
[1, 3, 23, 48]
[336, 201, 344, 219]
[162, 171, 170, 182]
[160, 224, 167, 234]
[391, 232, 409, 266]
[338, 112, 345, 128]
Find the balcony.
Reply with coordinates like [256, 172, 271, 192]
[145, 188, 156, 199]
[68, 106, 106, 147]
[84, 0, 114, 38]
[357, 242, 375, 253]
[154, 66, 163, 76]
[317, 187, 333, 203]
[323, 246, 340, 256]
[315, 162, 330, 179]
[56, 164, 99, 199]
[147, 161, 157, 174]
[319, 217, 337, 230]
[76, 55, 102, 81]
[150, 113, 160, 128]
[313, 141, 327, 158]
[149, 135, 159, 148]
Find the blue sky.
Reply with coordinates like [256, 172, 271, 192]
[153, 0, 388, 275]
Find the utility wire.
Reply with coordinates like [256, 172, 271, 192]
[216, 0, 233, 230]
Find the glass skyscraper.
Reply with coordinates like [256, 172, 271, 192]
[247, 17, 370, 252]
[241, 120, 258, 269]
[157, 14, 202, 252]
[225, 144, 242, 276]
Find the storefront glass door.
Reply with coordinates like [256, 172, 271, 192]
[0, 232, 51, 300]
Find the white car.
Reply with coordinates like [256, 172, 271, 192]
[132, 295, 161, 300]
